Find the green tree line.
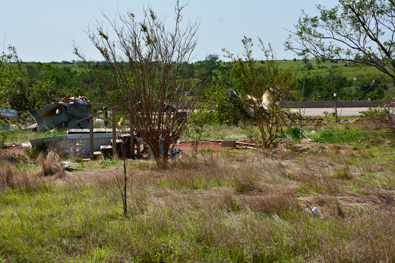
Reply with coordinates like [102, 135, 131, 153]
[1, 45, 392, 117]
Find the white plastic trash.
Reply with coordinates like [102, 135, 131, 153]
[312, 207, 319, 215]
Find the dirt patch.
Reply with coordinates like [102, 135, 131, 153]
[0, 146, 28, 164]
[0, 146, 25, 156]
[176, 141, 224, 152]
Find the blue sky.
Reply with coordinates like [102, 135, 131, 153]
[0, 0, 339, 62]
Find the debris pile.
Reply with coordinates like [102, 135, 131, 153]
[32, 96, 91, 131]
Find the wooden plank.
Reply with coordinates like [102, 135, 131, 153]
[112, 108, 117, 157]
[136, 141, 141, 157]
[130, 121, 134, 158]
[236, 141, 256, 147]
[90, 117, 94, 160]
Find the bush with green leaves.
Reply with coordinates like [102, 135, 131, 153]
[184, 102, 215, 152]
[224, 37, 297, 148]
[210, 85, 246, 125]
[359, 101, 395, 119]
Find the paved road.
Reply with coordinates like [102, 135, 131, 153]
[290, 107, 370, 117]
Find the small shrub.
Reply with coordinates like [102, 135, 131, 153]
[286, 126, 303, 140]
[37, 151, 64, 177]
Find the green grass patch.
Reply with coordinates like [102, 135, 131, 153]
[312, 126, 384, 145]
[2, 129, 67, 144]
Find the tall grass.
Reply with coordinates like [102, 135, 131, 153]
[0, 122, 395, 261]
[312, 126, 384, 145]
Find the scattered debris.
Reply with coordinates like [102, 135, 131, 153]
[32, 96, 91, 131]
[312, 207, 319, 215]
[349, 117, 361, 123]
[307, 118, 325, 124]
[63, 165, 74, 172]
[246, 90, 274, 110]
[61, 160, 78, 172]
[0, 108, 17, 118]
[0, 109, 18, 131]
[169, 148, 183, 159]
[21, 142, 31, 148]
[25, 123, 38, 131]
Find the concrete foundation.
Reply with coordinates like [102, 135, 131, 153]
[30, 132, 120, 157]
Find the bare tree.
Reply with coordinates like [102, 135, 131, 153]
[285, 0, 395, 81]
[74, 1, 201, 168]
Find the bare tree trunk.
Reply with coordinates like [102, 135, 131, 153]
[74, 1, 202, 168]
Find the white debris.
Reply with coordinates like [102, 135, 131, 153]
[21, 142, 32, 148]
[312, 207, 319, 215]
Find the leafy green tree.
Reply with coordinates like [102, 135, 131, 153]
[285, 0, 395, 81]
[292, 70, 352, 101]
[1, 46, 84, 116]
[0, 46, 23, 110]
[209, 85, 245, 125]
[353, 75, 388, 100]
[224, 36, 297, 148]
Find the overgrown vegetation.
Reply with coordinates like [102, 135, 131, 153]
[1, 118, 395, 261]
[74, 1, 202, 168]
[2, 0, 395, 259]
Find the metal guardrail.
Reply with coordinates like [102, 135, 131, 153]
[91, 100, 391, 110]
[284, 100, 391, 108]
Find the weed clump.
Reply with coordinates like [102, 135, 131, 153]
[0, 161, 16, 190]
[0, 160, 45, 192]
[37, 151, 65, 177]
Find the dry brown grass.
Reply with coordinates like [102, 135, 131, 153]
[0, 160, 17, 190]
[243, 190, 300, 214]
[0, 160, 47, 192]
[36, 151, 65, 177]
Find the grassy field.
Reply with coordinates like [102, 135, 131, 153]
[1, 117, 395, 262]
[277, 59, 384, 79]
[215, 59, 386, 80]
[19, 59, 387, 80]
